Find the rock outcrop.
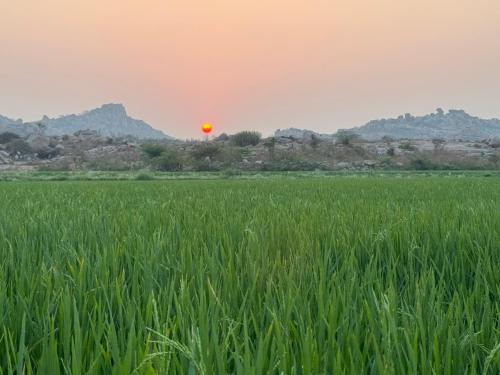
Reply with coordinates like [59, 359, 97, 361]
[38, 104, 169, 139]
[0, 104, 170, 139]
[0, 115, 41, 137]
[275, 128, 332, 140]
[346, 109, 500, 141]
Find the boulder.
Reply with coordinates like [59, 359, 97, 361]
[336, 162, 351, 169]
[27, 134, 51, 150]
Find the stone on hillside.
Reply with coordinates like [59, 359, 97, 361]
[336, 162, 351, 169]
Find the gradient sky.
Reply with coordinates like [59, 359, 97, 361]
[1, 0, 500, 138]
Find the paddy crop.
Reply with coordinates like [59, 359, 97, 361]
[0, 177, 498, 374]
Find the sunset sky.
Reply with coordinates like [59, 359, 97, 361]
[1, 0, 499, 138]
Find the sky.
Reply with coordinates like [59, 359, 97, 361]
[1, 0, 500, 138]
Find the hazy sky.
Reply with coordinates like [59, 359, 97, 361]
[1, 0, 500, 138]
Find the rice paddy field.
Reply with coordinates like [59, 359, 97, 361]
[0, 176, 499, 374]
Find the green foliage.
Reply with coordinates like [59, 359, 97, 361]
[151, 149, 183, 171]
[190, 143, 221, 160]
[310, 134, 321, 149]
[335, 131, 359, 146]
[263, 137, 276, 149]
[5, 139, 32, 155]
[141, 143, 166, 158]
[36, 147, 60, 160]
[410, 157, 436, 170]
[399, 141, 416, 151]
[0, 178, 499, 373]
[230, 131, 261, 146]
[135, 173, 154, 180]
[0, 132, 20, 144]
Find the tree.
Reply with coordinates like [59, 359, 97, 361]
[310, 134, 321, 150]
[6, 139, 32, 155]
[190, 143, 221, 160]
[151, 149, 183, 171]
[381, 135, 394, 144]
[141, 143, 166, 158]
[230, 131, 261, 147]
[335, 131, 359, 146]
[263, 137, 277, 159]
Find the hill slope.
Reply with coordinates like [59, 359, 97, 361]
[0, 104, 170, 139]
[39, 104, 169, 139]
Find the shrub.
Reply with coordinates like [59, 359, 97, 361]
[310, 134, 321, 149]
[335, 131, 359, 146]
[386, 147, 395, 156]
[135, 173, 154, 180]
[192, 160, 220, 171]
[399, 141, 416, 151]
[191, 143, 221, 160]
[36, 147, 60, 159]
[141, 143, 167, 158]
[0, 132, 20, 144]
[6, 139, 32, 155]
[151, 149, 182, 171]
[231, 131, 261, 147]
[410, 157, 435, 170]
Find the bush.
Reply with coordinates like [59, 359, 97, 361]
[135, 173, 154, 180]
[335, 131, 359, 146]
[192, 160, 220, 171]
[191, 143, 221, 160]
[36, 147, 60, 159]
[310, 134, 321, 149]
[141, 143, 167, 158]
[231, 131, 261, 147]
[399, 141, 416, 151]
[410, 157, 435, 170]
[6, 139, 32, 155]
[151, 149, 183, 171]
[0, 132, 20, 144]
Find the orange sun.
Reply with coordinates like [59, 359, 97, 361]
[201, 123, 213, 134]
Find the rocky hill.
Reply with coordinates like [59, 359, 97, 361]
[347, 109, 500, 141]
[0, 104, 170, 139]
[276, 109, 500, 141]
[274, 128, 333, 141]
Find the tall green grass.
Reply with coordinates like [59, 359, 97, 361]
[0, 178, 498, 374]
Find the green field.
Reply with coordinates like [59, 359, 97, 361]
[0, 177, 499, 374]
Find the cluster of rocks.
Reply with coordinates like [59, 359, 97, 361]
[347, 109, 500, 141]
[0, 130, 143, 170]
[275, 109, 500, 142]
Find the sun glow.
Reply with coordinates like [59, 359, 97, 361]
[201, 123, 213, 134]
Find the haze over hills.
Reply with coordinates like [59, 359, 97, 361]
[3, 106, 500, 142]
[276, 109, 500, 141]
[348, 109, 500, 141]
[0, 104, 170, 140]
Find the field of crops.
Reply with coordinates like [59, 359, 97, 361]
[0, 177, 499, 374]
